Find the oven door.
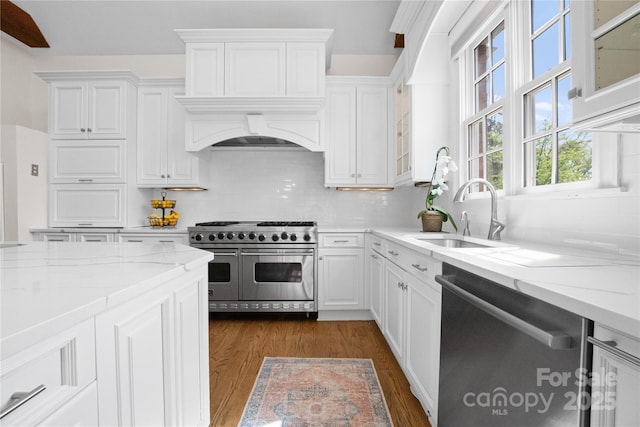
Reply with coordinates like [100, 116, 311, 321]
[240, 248, 315, 301]
[206, 248, 239, 301]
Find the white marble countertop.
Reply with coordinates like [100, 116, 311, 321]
[0, 242, 213, 358]
[371, 228, 640, 338]
[30, 226, 188, 234]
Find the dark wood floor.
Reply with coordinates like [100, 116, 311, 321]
[208, 315, 432, 427]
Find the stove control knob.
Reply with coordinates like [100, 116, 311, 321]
[280, 232, 289, 240]
[208, 234, 216, 241]
[217, 232, 225, 240]
[238, 232, 246, 240]
[194, 234, 203, 241]
[272, 233, 280, 242]
[227, 232, 235, 240]
[290, 233, 298, 242]
[303, 234, 311, 242]
[248, 232, 256, 240]
[258, 234, 266, 242]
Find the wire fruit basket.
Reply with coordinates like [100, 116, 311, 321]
[148, 192, 180, 228]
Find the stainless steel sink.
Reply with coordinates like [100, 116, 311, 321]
[415, 238, 493, 249]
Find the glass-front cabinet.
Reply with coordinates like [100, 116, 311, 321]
[395, 78, 412, 182]
[571, 0, 640, 132]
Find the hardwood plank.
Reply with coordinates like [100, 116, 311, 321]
[209, 317, 432, 427]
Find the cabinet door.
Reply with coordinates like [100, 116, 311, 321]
[118, 234, 188, 244]
[49, 184, 126, 228]
[49, 81, 87, 139]
[185, 43, 224, 97]
[137, 87, 169, 186]
[287, 43, 325, 97]
[318, 249, 364, 310]
[225, 42, 286, 97]
[95, 292, 172, 427]
[324, 86, 357, 185]
[36, 232, 76, 242]
[368, 249, 384, 327]
[172, 276, 210, 426]
[405, 275, 441, 423]
[50, 140, 126, 183]
[590, 346, 640, 427]
[384, 261, 406, 363]
[87, 81, 127, 139]
[356, 86, 389, 185]
[167, 87, 200, 186]
[77, 232, 114, 243]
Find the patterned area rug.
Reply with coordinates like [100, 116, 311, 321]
[238, 357, 394, 427]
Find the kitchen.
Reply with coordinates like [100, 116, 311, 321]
[1, 0, 639, 426]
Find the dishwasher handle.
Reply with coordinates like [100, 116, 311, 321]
[436, 274, 573, 350]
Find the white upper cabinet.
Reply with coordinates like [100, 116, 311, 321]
[137, 80, 201, 188]
[325, 77, 391, 187]
[37, 71, 138, 140]
[50, 140, 126, 184]
[571, 1, 640, 132]
[225, 42, 286, 97]
[176, 29, 332, 98]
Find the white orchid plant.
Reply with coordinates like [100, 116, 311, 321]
[417, 146, 458, 231]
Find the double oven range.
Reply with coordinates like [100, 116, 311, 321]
[188, 221, 317, 315]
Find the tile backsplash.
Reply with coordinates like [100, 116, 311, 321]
[159, 148, 426, 230]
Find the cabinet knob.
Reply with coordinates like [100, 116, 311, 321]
[350, 173, 355, 178]
[87, 128, 92, 132]
[567, 88, 582, 99]
[357, 173, 362, 178]
[161, 174, 166, 178]
[80, 128, 86, 132]
[167, 174, 171, 178]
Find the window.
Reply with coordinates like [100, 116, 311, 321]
[521, 0, 592, 188]
[464, 20, 506, 192]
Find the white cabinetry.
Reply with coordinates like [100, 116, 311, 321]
[36, 71, 137, 140]
[366, 234, 385, 328]
[50, 140, 126, 184]
[49, 184, 126, 228]
[571, 2, 640, 132]
[95, 269, 209, 426]
[31, 229, 188, 244]
[178, 29, 331, 98]
[137, 79, 201, 187]
[371, 234, 442, 424]
[590, 324, 640, 427]
[324, 77, 391, 187]
[118, 233, 189, 244]
[318, 233, 366, 316]
[0, 318, 97, 426]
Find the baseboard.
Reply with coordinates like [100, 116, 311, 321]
[317, 310, 374, 321]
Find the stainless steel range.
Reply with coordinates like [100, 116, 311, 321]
[188, 221, 317, 315]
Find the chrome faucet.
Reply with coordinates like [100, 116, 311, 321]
[453, 178, 505, 240]
[461, 211, 471, 236]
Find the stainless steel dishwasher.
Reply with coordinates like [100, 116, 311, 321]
[435, 263, 591, 427]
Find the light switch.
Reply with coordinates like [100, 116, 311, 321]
[31, 164, 39, 176]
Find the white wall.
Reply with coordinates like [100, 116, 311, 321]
[0, 125, 48, 240]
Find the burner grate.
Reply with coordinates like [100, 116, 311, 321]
[195, 221, 240, 227]
[256, 221, 315, 227]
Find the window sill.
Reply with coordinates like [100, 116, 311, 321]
[505, 186, 628, 201]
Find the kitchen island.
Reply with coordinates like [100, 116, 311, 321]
[0, 242, 213, 426]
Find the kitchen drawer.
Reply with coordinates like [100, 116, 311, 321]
[38, 382, 98, 426]
[380, 239, 441, 283]
[0, 318, 96, 426]
[119, 233, 188, 244]
[49, 184, 126, 228]
[50, 140, 126, 183]
[594, 324, 640, 358]
[77, 232, 114, 243]
[320, 233, 363, 248]
[370, 235, 384, 254]
[37, 232, 75, 242]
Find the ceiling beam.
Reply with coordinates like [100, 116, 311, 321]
[394, 33, 404, 49]
[1, 0, 49, 48]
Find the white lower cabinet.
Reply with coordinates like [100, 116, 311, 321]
[590, 324, 640, 427]
[318, 233, 365, 313]
[370, 233, 442, 425]
[367, 246, 384, 328]
[118, 233, 189, 244]
[95, 267, 209, 426]
[38, 383, 98, 426]
[31, 229, 187, 244]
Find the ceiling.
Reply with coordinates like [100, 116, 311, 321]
[14, 0, 402, 57]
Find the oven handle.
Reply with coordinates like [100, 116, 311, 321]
[213, 252, 237, 256]
[241, 251, 314, 256]
[436, 274, 573, 350]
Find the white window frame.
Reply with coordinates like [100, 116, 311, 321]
[452, 0, 619, 202]
[457, 4, 510, 200]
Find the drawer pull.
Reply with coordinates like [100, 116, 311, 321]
[370, 254, 379, 259]
[0, 384, 46, 419]
[158, 240, 175, 243]
[587, 337, 640, 367]
[127, 240, 143, 243]
[77, 178, 93, 182]
[332, 240, 350, 243]
[411, 263, 428, 272]
[373, 242, 381, 247]
[388, 250, 399, 256]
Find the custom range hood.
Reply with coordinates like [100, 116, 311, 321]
[175, 29, 334, 152]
